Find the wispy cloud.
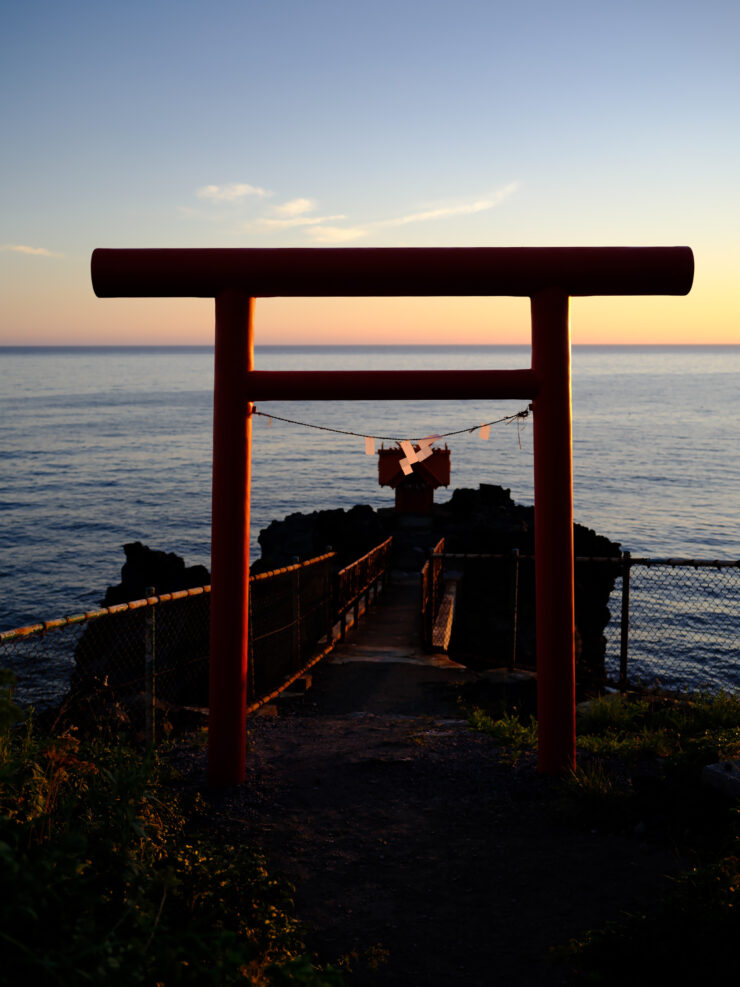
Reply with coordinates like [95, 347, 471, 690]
[196, 182, 269, 202]
[195, 180, 519, 243]
[274, 197, 316, 217]
[256, 213, 347, 231]
[375, 183, 520, 228]
[305, 225, 369, 244]
[2, 244, 62, 257]
[253, 197, 346, 230]
[298, 183, 519, 244]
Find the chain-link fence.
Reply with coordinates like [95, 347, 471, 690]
[4, 548, 737, 737]
[248, 553, 335, 702]
[0, 541, 394, 739]
[438, 553, 740, 695]
[0, 588, 213, 738]
[604, 557, 740, 694]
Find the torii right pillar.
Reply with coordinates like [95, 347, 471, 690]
[531, 288, 576, 773]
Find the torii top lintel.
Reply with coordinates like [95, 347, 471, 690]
[91, 246, 694, 299]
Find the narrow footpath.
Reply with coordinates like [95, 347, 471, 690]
[186, 575, 683, 987]
[302, 573, 478, 717]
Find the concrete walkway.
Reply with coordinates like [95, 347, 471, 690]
[283, 572, 478, 719]
[327, 572, 464, 669]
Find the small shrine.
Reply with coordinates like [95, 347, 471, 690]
[378, 443, 451, 514]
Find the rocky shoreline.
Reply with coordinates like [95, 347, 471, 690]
[258, 483, 621, 688]
[67, 484, 620, 731]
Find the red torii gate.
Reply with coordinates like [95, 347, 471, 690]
[91, 246, 694, 786]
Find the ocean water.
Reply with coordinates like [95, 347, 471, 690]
[1, 345, 739, 651]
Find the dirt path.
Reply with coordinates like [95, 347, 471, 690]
[181, 652, 683, 986]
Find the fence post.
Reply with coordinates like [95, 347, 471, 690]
[339, 567, 347, 642]
[434, 554, 439, 623]
[619, 551, 632, 690]
[295, 564, 303, 672]
[510, 549, 519, 671]
[324, 550, 334, 645]
[420, 564, 427, 649]
[144, 586, 155, 746]
[248, 586, 254, 705]
[325, 558, 333, 645]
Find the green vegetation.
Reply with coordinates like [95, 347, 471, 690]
[466, 688, 740, 782]
[465, 707, 537, 763]
[555, 853, 740, 983]
[467, 689, 740, 982]
[575, 689, 740, 763]
[0, 671, 341, 986]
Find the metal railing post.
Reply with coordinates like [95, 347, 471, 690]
[619, 551, 632, 690]
[510, 550, 519, 671]
[144, 586, 155, 746]
[325, 558, 333, 644]
[295, 565, 303, 670]
[248, 586, 255, 704]
[339, 567, 347, 642]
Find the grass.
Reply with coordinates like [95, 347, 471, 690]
[0, 670, 342, 986]
[554, 851, 740, 983]
[466, 688, 740, 982]
[7, 666, 738, 985]
[465, 707, 538, 764]
[466, 688, 740, 777]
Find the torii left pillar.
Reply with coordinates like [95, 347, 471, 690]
[208, 290, 253, 787]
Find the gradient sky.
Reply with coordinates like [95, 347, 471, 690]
[2, 0, 738, 345]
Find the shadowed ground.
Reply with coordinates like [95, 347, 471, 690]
[179, 577, 682, 986]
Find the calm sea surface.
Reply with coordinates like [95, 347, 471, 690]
[1, 346, 739, 678]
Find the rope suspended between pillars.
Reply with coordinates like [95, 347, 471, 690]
[250, 407, 531, 443]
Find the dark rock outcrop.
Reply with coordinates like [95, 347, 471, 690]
[69, 487, 620, 731]
[434, 486, 620, 690]
[102, 541, 210, 605]
[72, 543, 211, 724]
[256, 504, 388, 573]
[257, 485, 621, 689]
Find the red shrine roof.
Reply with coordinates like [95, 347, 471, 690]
[378, 445, 451, 489]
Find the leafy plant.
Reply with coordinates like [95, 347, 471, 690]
[466, 708, 537, 753]
[0, 669, 25, 736]
[0, 673, 342, 986]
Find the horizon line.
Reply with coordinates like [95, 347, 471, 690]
[0, 342, 737, 350]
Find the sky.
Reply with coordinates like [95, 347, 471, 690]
[1, 0, 738, 346]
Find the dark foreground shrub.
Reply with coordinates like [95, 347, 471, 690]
[554, 853, 740, 983]
[0, 671, 341, 986]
